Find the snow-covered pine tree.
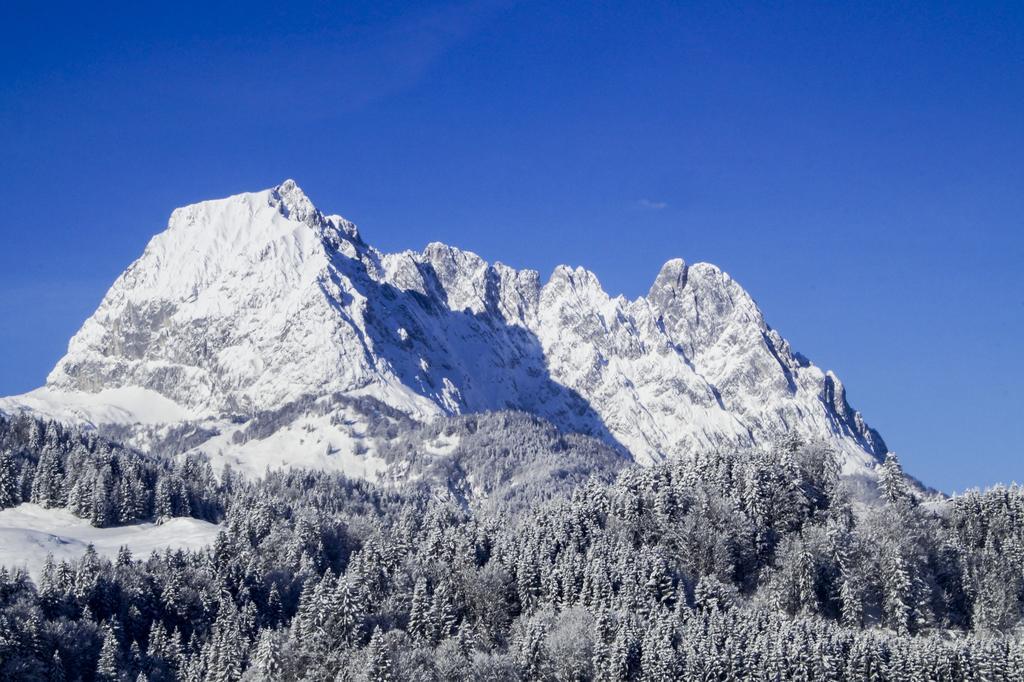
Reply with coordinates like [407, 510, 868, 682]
[96, 623, 121, 681]
[883, 552, 915, 636]
[48, 650, 66, 682]
[31, 448, 63, 508]
[16, 460, 35, 506]
[431, 577, 459, 642]
[266, 583, 283, 627]
[515, 618, 548, 680]
[365, 627, 393, 682]
[0, 449, 17, 509]
[117, 478, 135, 524]
[91, 470, 114, 527]
[879, 452, 914, 507]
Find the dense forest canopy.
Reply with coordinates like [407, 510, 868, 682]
[0, 410, 1022, 680]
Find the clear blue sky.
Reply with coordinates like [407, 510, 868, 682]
[1, 1, 1021, 492]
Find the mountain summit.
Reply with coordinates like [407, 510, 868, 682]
[4, 181, 887, 475]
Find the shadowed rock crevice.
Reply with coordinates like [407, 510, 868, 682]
[329, 248, 632, 457]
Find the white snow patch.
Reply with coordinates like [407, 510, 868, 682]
[423, 434, 460, 456]
[0, 386, 196, 427]
[191, 413, 388, 480]
[0, 504, 221, 580]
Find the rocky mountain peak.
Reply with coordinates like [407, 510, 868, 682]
[5, 181, 890, 478]
[271, 179, 316, 222]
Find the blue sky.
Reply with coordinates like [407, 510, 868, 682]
[1, 1, 1021, 492]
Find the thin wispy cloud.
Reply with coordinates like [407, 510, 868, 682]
[636, 198, 668, 210]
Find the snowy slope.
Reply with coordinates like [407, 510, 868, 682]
[180, 404, 390, 480]
[2, 180, 888, 475]
[0, 503, 221, 580]
[0, 385, 198, 426]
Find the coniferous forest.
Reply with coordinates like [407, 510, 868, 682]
[0, 409, 1022, 681]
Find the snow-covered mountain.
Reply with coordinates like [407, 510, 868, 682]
[1, 180, 887, 476]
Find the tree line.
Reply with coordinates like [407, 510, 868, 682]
[0, 410, 1021, 680]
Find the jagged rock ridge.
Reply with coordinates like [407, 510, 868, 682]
[8, 180, 887, 474]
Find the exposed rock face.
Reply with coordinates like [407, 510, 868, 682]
[34, 180, 885, 471]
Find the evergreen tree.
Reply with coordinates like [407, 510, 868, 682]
[91, 470, 114, 527]
[516, 619, 548, 680]
[266, 583, 283, 627]
[0, 449, 17, 509]
[431, 577, 459, 641]
[884, 553, 914, 635]
[48, 650, 66, 682]
[118, 478, 136, 524]
[366, 627, 393, 682]
[251, 629, 282, 680]
[32, 448, 63, 508]
[97, 624, 121, 681]
[879, 453, 913, 507]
